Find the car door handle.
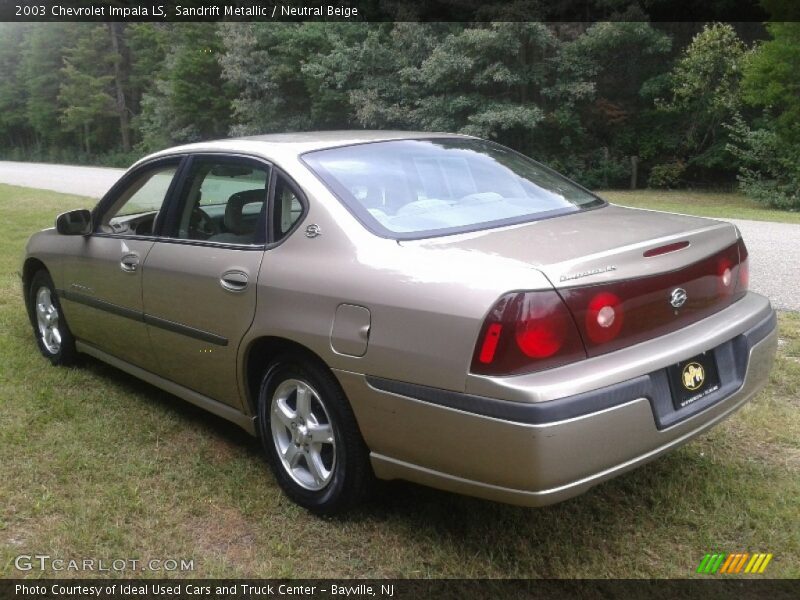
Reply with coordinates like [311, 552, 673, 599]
[120, 253, 140, 273]
[220, 270, 249, 292]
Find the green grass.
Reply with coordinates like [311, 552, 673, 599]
[600, 190, 800, 224]
[1, 183, 798, 578]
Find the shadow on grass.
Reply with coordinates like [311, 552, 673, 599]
[78, 352, 263, 456]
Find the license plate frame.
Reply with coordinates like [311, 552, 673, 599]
[667, 351, 721, 410]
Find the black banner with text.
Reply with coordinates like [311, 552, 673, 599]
[1, 0, 798, 23]
[3, 579, 800, 600]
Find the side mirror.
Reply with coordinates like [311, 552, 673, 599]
[55, 209, 92, 236]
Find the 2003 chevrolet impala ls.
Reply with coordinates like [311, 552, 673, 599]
[22, 132, 777, 514]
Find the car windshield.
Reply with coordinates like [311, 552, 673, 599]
[302, 138, 604, 239]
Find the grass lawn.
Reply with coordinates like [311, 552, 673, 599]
[600, 189, 800, 225]
[0, 183, 798, 578]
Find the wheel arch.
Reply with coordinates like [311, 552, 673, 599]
[242, 335, 333, 417]
[22, 257, 48, 323]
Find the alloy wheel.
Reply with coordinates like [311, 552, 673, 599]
[270, 378, 336, 491]
[35, 286, 62, 355]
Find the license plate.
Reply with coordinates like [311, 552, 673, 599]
[667, 351, 721, 410]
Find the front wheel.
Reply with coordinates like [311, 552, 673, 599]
[28, 270, 78, 366]
[257, 355, 372, 515]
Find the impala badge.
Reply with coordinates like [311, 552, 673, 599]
[305, 224, 321, 238]
[559, 264, 617, 282]
[670, 288, 688, 309]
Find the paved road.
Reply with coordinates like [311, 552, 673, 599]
[0, 161, 124, 198]
[0, 161, 797, 311]
[726, 218, 799, 312]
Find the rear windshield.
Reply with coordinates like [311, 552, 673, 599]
[302, 138, 604, 239]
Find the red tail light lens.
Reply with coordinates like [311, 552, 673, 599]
[471, 291, 586, 376]
[561, 241, 747, 357]
[736, 238, 749, 293]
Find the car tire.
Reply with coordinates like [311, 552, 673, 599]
[28, 270, 78, 366]
[257, 353, 372, 515]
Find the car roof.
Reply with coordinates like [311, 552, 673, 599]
[139, 130, 473, 164]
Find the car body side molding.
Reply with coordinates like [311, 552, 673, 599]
[60, 288, 228, 347]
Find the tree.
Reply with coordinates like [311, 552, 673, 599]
[58, 25, 118, 155]
[220, 22, 356, 135]
[309, 23, 556, 155]
[138, 24, 235, 150]
[0, 24, 32, 150]
[20, 24, 70, 149]
[549, 21, 672, 186]
[655, 23, 749, 183]
[727, 23, 800, 209]
[108, 23, 132, 152]
[740, 22, 800, 142]
[125, 23, 170, 116]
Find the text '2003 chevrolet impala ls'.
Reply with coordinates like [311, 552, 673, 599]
[22, 132, 777, 514]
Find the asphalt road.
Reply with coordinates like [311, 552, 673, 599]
[0, 161, 124, 198]
[0, 161, 797, 311]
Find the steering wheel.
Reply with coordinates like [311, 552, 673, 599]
[189, 206, 218, 239]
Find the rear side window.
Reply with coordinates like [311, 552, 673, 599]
[302, 138, 604, 239]
[273, 174, 304, 241]
[171, 159, 270, 245]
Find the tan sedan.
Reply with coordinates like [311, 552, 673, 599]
[22, 132, 777, 514]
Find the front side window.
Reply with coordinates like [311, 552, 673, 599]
[98, 162, 179, 236]
[172, 158, 270, 245]
[302, 139, 604, 239]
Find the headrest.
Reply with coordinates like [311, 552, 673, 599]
[224, 189, 266, 234]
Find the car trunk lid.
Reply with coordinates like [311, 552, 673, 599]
[402, 204, 748, 357]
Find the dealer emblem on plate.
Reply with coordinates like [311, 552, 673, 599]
[682, 362, 705, 390]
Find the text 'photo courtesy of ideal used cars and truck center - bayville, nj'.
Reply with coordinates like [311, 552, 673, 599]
[3, 2, 800, 591]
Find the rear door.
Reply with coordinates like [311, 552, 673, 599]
[141, 154, 272, 409]
[61, 157, 183, 370]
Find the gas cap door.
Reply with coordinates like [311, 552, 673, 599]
[331, 304, 371, 357]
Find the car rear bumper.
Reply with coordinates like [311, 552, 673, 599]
[335, 292, 778, 507]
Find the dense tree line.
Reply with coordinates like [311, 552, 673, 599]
[0, 21, 797, 207]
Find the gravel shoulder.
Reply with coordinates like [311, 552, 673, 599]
[0, 161, 797, 311]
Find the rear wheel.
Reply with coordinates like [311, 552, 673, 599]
[28, 270, 77, 366]
[257, 354, 372, 515]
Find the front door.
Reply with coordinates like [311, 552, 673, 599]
[61, 158, 182, 370]
[141, 155, 271, 409]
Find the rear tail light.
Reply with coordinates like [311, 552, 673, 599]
[736, 238, 749, 293]
[471, 291, 586, 376]
[561, 241, 747, 357]
[473, 240, 750, 375]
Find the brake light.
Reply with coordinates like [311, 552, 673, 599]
[643, 240, 690, 257]
[471, 291, 586, 376]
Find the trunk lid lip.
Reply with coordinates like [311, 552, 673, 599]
[403, 204, 739, 288]
[542, 222, 737, 289]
